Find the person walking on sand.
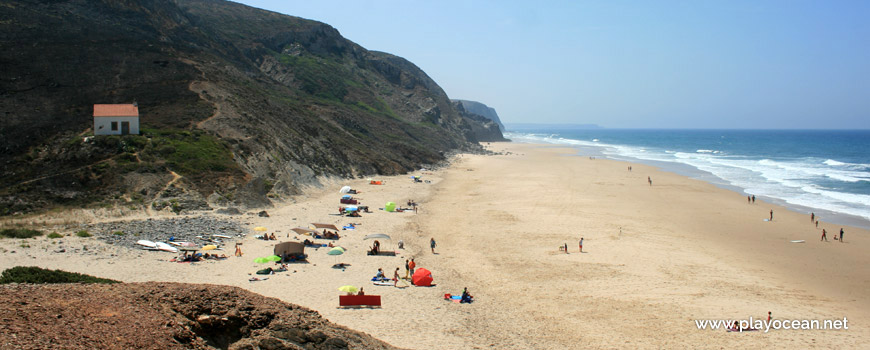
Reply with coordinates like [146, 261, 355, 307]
[579, 237, 584, 253]
[564, 243, 569, 254]
[816, 220, 819, 228]
[752, 195, 756, 203]
[747, 196, 751, 204]
[430, 238, 437, 254]
[811, 212, 815, 223]
[404, 259, 410, 279]
[648, 176, 652, 186]
[769, 210, 773, 221]
[821, 229, 828, 242]
[393, 268, 400, 286]
[840, 228, 844, 243]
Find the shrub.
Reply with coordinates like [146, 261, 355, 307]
[0, 266, 119, 284]
[113, 231, 125, 236]
[75, 230, 91, 237]
[47, 232, 63, 239]
[0, 228, 43, 239]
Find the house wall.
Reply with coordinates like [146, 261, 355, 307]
[94, 116, 139, 135]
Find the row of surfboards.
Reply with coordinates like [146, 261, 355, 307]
[136, 235, 232, 253]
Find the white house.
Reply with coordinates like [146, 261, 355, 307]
[93, 103, 139, 135]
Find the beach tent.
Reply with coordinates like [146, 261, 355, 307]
[274, 242, 306, 262]
[341, 194, 352, 200]
[311, 223, 340, 231]
[412, 268, 433, 286]
[339, 186, 352, 194]
[385, 202, 396, 212]
[274, 242, 304, 256]
[291, 227, 319, 236]
[343, 206, 358, 213]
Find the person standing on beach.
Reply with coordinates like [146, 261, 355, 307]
[752, 195, 756, 203]
[816, 220, 819, 228]
[770, 210, 773, 221]
[747, 196, 751, 204]
[393, 268, 400, 286]
[840, 228, 844, 243]
[409, 258, 416, 275]
[821, 229, 828, 242]
[430, 238, 437, 254]
[404, 259, 410, 279]
[648, 177, 652, 186]
[564, 243, 569, 254]
[811, 212, 815, 223]
[579, 237, 584, 253]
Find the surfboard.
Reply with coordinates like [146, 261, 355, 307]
[156, 242, 178, 253]
[136, 240, 157, 248]
[213, 234, 232, 239]
[790, 240, 805, 243]
[373, 281, 394, 286]
[168, 241, 196, 247]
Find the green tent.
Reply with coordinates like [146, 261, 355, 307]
[385, 202, 396, 212]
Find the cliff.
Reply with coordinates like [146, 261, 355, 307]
[452, 100, 506, 132]
[0, 0, 495, 214]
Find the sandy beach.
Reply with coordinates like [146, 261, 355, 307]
[2, 142, 868, 349]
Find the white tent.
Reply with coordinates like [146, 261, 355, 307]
[339, 186, 352, 193]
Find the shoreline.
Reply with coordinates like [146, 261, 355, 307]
[2, 142, 868, 348]
[507, 137, 870, 230]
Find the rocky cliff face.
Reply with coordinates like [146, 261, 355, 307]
[452, 100, 506, 132]
[452, 101, 508, 142]
[0, 0, 493, 214]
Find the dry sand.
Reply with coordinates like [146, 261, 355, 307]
[2, 142, 868, 349]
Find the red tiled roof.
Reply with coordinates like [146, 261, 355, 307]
[93, 104, 139, 117]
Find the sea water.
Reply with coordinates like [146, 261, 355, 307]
[505, 129, 870, 228]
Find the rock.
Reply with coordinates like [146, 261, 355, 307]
[217, 207, 242, 215]
[258, 210, 270, 217]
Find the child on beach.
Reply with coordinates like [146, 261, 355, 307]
[821, 229, 828, 242]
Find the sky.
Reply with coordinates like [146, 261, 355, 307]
[233, 1, 870, 129]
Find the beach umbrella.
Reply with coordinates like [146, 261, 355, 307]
[253, 257, 270, 264]
[292, 227, 318, 236]
[412, 268, 433, 286]
[202, 245, 217, 251]
[254, 227, 268, 232]
[327, 247, 345, 255]
[338, 285, 358, 293]
[266, 255, 282, 262]
[339, 186, 352, 194]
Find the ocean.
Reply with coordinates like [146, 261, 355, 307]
[505, 129, 870, 228]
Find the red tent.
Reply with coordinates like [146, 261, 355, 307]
[412, 268, 433, 286]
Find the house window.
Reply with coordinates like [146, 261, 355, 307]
[111, 121, 118, 131]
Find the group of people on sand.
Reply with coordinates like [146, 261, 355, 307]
[176, 251, 228, 262]
[260, 233, 277, 240]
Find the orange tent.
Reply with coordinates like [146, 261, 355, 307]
[412, 268, 433, 286]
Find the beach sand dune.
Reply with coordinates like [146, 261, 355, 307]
[2, 143, 867, 349]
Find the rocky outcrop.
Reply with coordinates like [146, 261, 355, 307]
[452, 101, 508, 142]
[452, 100, 506, 132]
[0, 282, 401, 350]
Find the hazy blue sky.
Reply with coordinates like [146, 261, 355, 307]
[234, 1, 869, 129]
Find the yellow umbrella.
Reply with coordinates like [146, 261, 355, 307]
[254, 227, 268, 232]
[202, 245, 217, 251]
[338, 285, 358, 293]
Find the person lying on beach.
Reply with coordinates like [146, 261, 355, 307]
[348, 211, 361, 217]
